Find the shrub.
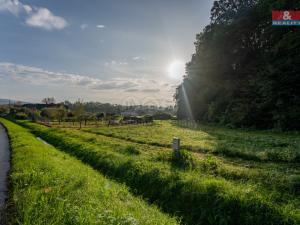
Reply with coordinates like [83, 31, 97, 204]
[200, 156, 218, 172]
[171, 149, 195, 169]
[124, 145, 140, 155]
[289, 175, 300, 195]
[153, 113, 172, 120]
[14, 112, 28, 120]
[266, 149, 298, 162]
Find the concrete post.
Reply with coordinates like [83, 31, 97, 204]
[172, 137, 180, 151]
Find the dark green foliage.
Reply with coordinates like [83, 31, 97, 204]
[171, 150, 195, 169]
[289, 175, 300, 195]
[265, 149, 298, 162]
[123, 145, 140, 155]
[200, 156, 218, 173]
[153, 113, 173, 120]
[14, 112, 28, 120]
[0, 106, 9, 116]
[175, 0, 300, 130]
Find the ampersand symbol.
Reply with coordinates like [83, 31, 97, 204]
[283, 11, 292, 20]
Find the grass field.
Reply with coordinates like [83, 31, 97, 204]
[81, 121, 300, 162]
[16, 120, 300, 225]
[0, 118, 178, 225]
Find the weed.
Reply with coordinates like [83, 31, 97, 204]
[171, 150, 195, 169]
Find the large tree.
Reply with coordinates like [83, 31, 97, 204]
[175, 0, 300, 130]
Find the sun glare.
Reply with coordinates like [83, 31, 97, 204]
[167, 60, 185, 80]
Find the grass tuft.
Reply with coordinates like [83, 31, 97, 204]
[171, 150, 195, 169]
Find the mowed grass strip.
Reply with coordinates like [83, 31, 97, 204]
[22, 121, 300, 201]
[17, 120, 300, 225]
[44, 122, 300, 197]
[49, 124, 300, 196]
[81, 121, 300, 162]
[0, 119, 178, 225]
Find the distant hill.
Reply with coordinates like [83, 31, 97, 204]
[0, 98, 30, 105]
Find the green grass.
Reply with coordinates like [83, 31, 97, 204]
[0, 118, 178, 225]
[48, 125, 300, 195]
[16, 120, 300, 225]
[82, 121, 300, 162]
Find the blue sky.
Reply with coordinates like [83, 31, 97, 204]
[0, 0, 212, 106]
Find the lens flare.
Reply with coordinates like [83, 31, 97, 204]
[167, 60, 185, 80]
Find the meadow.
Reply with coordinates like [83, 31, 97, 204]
[0, 118, 178, 225]
[82, 121, 300, 163]
[14, 120, 300, 225]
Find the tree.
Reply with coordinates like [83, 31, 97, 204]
[175, 0, 300, 130]
[56, 107, 66, 124]
[81, 112, 95, 126]
[28, 109, 40, 122]
[96, 112, 105, 121]
[42, 97, 55, 105]
[73, 100, 85, 129]
[0, 106, 9, 116]
[67, 111, 75, 125]
[41, 108, 57, 121]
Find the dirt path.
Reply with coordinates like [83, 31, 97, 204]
[0, 123, 10, 224]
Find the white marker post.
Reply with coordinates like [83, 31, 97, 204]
[172, 137, 180, 151]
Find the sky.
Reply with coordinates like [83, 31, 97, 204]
[0, 0, 213, 106]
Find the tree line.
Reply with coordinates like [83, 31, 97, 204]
[175, 0, 300, 130]
[0, 98, 174, 128]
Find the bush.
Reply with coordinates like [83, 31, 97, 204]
[171, 149, 195, 169]
[124, 145, 140, 155]
[200, 156, 218, 172]
[153, 113, 172, 120]
[14, 112, 28, 120]
[289, 175, 300, 195]
[266, 149, 298, 162]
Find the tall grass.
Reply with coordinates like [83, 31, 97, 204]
[81, 121, 300, 162]
[52, 122, 299, 196]
[17, 120, 300, 225]
[0, 118, 178, 225]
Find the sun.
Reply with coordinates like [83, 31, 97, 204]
[167, 60, 185, 80]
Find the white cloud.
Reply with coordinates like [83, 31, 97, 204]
[104, 60, 128, 67]
[80, 23, 88, 30]
[25, 8, 67, 30]
[0, 62, 169, 93]
[0, 0, 30, 15]
[23, 4, 31, 14]
[0, 62, 176, 106]
[0, 0, 67, 30]
[133, 56, 146, 61]
[96, 24, 105, 29]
